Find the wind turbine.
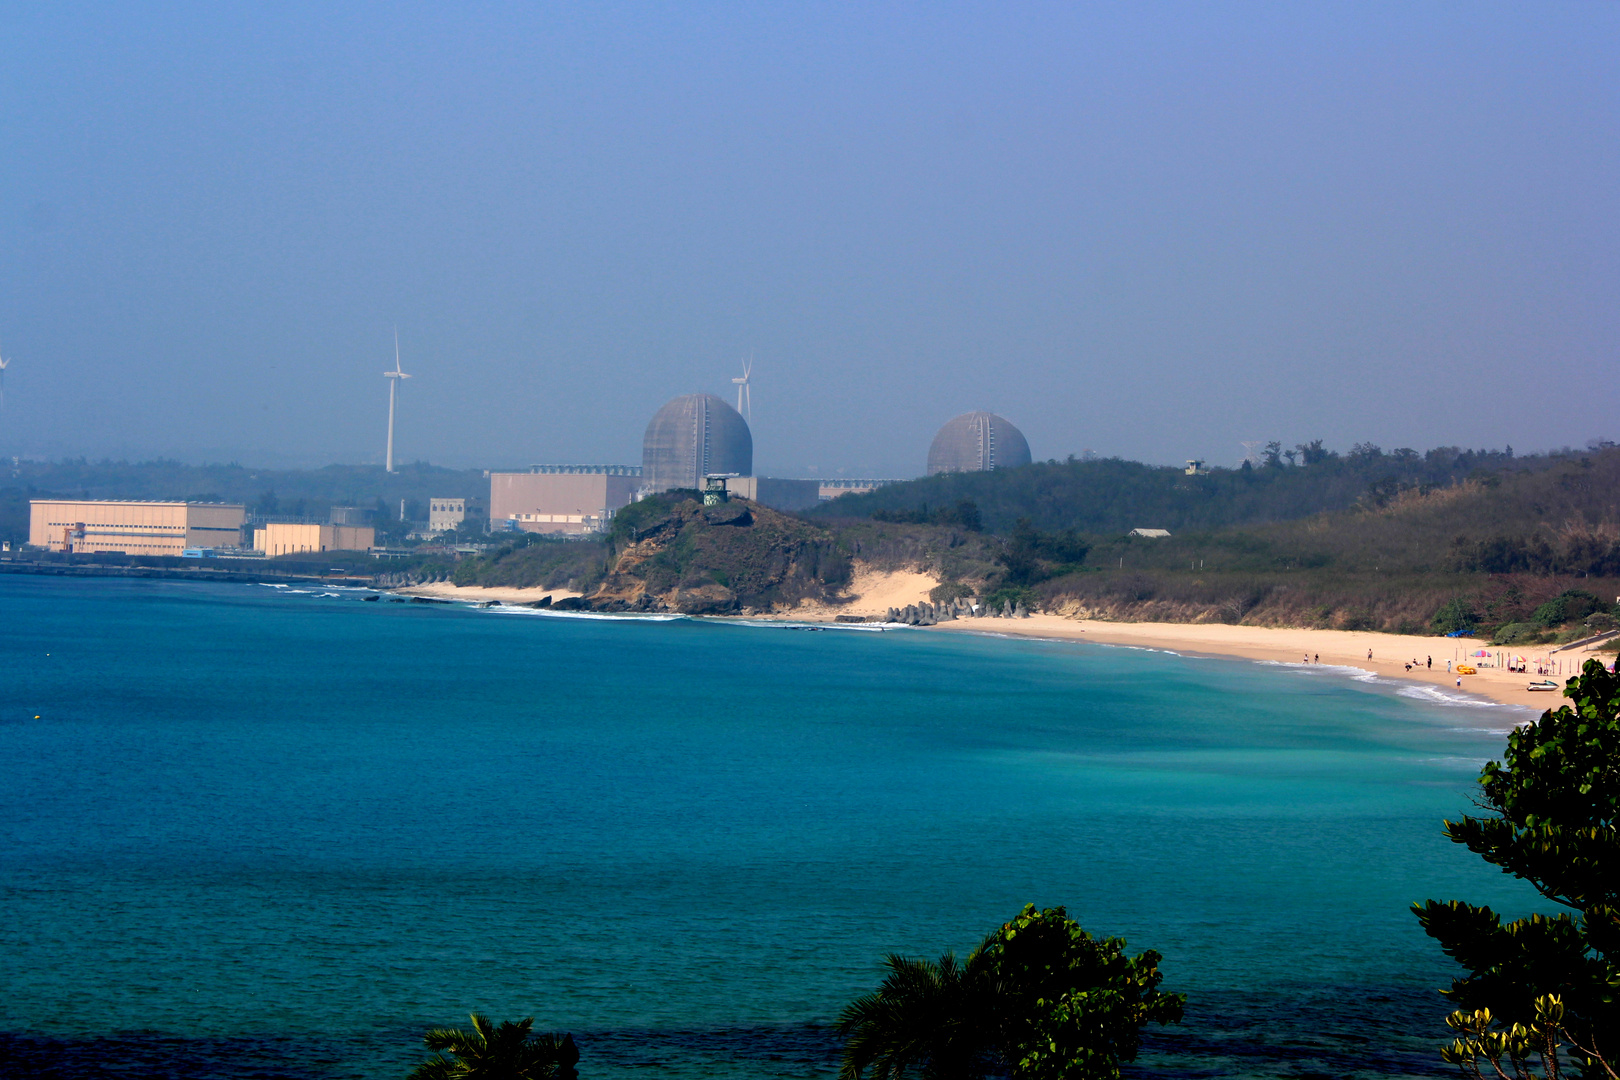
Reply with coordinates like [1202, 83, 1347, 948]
[384, 329, 412, 473]
[0, 336, 9, 414]
[731, 355, 752, 421]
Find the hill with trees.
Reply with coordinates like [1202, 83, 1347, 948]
[812, 441, 1578, 535]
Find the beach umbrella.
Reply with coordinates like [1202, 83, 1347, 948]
[1472, 649, 1491, 656]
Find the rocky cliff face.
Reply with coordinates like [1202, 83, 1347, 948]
[589, 494, 852, 615]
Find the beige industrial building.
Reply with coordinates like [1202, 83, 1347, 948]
[253, 523, 376, 557]
[490, 465, 643, 536]
[427, 498, 482, 531]
[29, 500, 246, 556]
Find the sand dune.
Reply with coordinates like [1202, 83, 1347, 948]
[775, 566, 940, 620]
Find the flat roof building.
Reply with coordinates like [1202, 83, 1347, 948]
[29, 500, 245, 556]
[725, 476, 822, 513]
[428, 497, 483, 534]
[489, 465, 643, 535]
[253, 523, 376, 557]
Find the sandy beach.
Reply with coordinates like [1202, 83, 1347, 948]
[926, 614, 1606, 712]
[392, 572, 1607, 712]
[394, 582, 583, 605]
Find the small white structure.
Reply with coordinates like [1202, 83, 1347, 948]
[1129, 528, 1172, 538]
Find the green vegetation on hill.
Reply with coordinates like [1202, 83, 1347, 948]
[591, 491, 852, 613]
[810, 444, 1620, 640]
[815, 442, 1570, 535]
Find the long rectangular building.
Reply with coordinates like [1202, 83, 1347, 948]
[29, 500, 246, 556]
[253, 522, 376, 557]
[489, 465, 643, 535]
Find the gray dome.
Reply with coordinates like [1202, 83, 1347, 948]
[642, 393, 753, 492]
[927, 412, 1031, 475]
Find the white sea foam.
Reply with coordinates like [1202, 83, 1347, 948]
[1395, 683, 1508, 709]
[1255, 659, 1380, 681]
[256, 582, 290, 588]
[487, 605, 685, 622]
[716, 618, 888, 632]
[1091, 641, 1181, 655]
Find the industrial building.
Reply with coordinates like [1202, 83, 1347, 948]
[926, 412, 1032, 475]
[428, 497, 483, 533]
[329, 506, 374, 526]
[489, 464, 643, 535]
[29, 500, 246, 556]
[642, 393, 752, 493]
[816, 478, 901, 501]
[253, 523, 376, 557]
[725, 476, 821, 513]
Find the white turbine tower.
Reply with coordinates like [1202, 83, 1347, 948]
[0, 335, 9, 414]
[384, 329, 412, 473]
[731, 355, 752, 421]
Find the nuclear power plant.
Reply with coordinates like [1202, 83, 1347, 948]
[483, 379, 1036, 536]
[927, 412, 1032, 475]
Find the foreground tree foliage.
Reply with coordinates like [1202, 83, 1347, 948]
[408, 1014, 579, 1080]
[1413, 660, 1619, 1080]
[838, 905, 1184, 1080]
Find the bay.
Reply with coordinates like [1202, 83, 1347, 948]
[0, 574, 1543, 1078]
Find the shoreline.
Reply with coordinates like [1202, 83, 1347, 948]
[924, 614, 1598, 712]
[393, 582, 584, 605]
[372, 576, 1598, 713]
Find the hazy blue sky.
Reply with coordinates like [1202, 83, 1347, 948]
[2, 3, 1616, 476]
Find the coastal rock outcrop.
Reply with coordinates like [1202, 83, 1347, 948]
[586, 492, 851, 615]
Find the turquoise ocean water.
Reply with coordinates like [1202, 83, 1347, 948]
[0, 574, 1545, 1078]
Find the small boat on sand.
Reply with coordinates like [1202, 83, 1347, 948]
[1526, 679, 1559, 692]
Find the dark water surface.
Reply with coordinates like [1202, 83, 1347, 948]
[0, 575, 1543, 1078]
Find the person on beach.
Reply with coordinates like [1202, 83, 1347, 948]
[1426, 656, 1432, 669]
[1368, 649, 1373, 660]
[1446, 659, 1452, 673]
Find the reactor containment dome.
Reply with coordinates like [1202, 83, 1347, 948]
[926, 412, 1032, 475]
[641, 393, 754, 493]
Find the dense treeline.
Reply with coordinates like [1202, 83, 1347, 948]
[815, 442, 1584, 535]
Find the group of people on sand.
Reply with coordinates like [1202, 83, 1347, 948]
[1403, 657, 1433, 673]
